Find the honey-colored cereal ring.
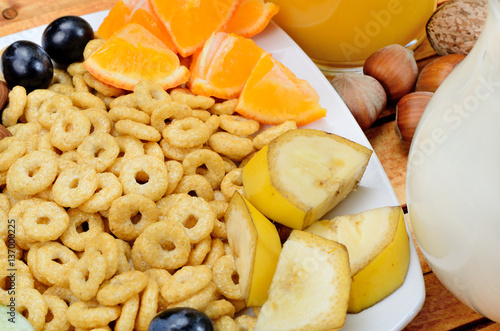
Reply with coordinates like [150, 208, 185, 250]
[83, 72, 125, 97]
[208, 132, 254, 161]
[162, 117, 210, 149]
[0, 137, 26, 171]
[2, 85, 27, 127]
[144, 141, 164, 160]
[109, 93, 138, 109]
[0, 193, 9, 213]
[204, 114, 220, 135]
[114, 294, 140, 331]
[219, 114, 260, 136]
[85, 232, 120, 280]
[69, 91, 106, 110]
[77, 132, 120, 172]
[115, 119, 161, 142]
[97, 270, 149, 306]
[0, 259, 34, 300]
[167, 281, 217, 311]
[209, 99, 237, 115]
[26, 242, 51, 285]
[115, 238, 132, 274]
[134, 80, 171, 115]
[109, 193, 158, 241]
[42, 294, 71, 331]
[4, 288, 48, 331]
[8, 122, 41, 139]
[220, 168, 244, 200]
[0, 210, 7, 242]
[66, 62, 87, 76]
[130, 243, 153, 272]
[25, 89, 57, 123]
[119, 155, 168, 201]
[135, 278, 160, 331]
[37, 94, 73, 129]
[167, 195, 215, 244]
[164, 160, 184, 195]
[6, 150, 58, 195]
[187, 236, 212, 266]
[203, 299, 236, 320]
[108, 106, 151, 124]
[37, 133, 61, 155]
[156, 193, 186, 219]
[60, 208, 105, 251]
[203, 238, 225, 268]
[82, 108, 112, 134]
[66, 300, 121, 329]
[106, 135, 145, 176]
[43, 285, 80, 306]
[213, 255, 243, 300]
[48, 84, 74, 96]
[84, 39, 106, 60]
[173, 174, 214, 202]
[36, 242, 79, 288]
[23, 201, 69, 242]
[182, 149, 225, 189]
[9, 198, 46, 250]
[50, 109, 91, 151]
[78, 172, 122, 214]
[253, 120, 297, 150]
[52, 164, 98, 208]
[159, 139, 201, 161]
[161, 265, 212, 303]
[190, 109, 211, 122]
[72, 74, 90, 93]
[133, 220, 191, 270]
[68, 249, 106, 301]
[213, 315, 239, 331]
[150, 101, 191, 132]
[170, 87, 215, 109]
[51, 68, 73, 85]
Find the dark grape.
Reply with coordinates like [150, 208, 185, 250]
[148, 307, 214, 331]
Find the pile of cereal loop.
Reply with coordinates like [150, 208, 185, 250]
[0, 39, 298, 331]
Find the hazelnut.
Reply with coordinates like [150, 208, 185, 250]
[363, 44, 418, 101]
[415, 54, 466, 93]
[395, 91, 433, 148]
[0, 81, 8, 111]
[330, 73, 387, 130]
[0, 124, 11, 140]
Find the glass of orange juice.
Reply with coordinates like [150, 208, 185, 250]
[270, 0, 437, 76]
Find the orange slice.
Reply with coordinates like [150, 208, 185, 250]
[83, 23, 190, 91]
[188, 32, 265, 99]
[97, 0, 177, 52]
[225, 0, 279, 38]
[149, 0, 241, 57]
[235, 54, 327, 125]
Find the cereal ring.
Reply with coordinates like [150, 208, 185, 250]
[36, 242, 79, 287]
[77, 132, 120, 172]
[235, 315, 257, 331]
[48, 82, 74, 95]
[66, 300, 121, 329]
[208, 132, 254, 161]
[67, 62, 87, 76]
[187, 236, 212, 266]
[115, 239, 133, 274]
[97, 270, 149, 306]
[109, 194, 158, 241]
[69, 91, 107, 110]
[37, 94, 73, 129]
[173, 174, 214, 202]
[133, 220, 191, 270]
[144, 268, 171, 310]
[60, 208, 105, 251]
[162, 117, 210, 148]
[37, 133, 61, 155]
[167, 195, 215, 244]
[85, 232, 119, 280]
[230, 299, 247, 314]
[109, 93, 138, 109]
[115, 119, 161, 141]
[130, 244, 153, 272]
[52, 164, 98, 208]
[8, 288, 48, 331]
[114, 294, 140, 331]
[50, 109, 91, 152]
[83, 72, 125, 97]
[213, 315, 238, 331]
[253, 120, 297, 150]
[190, 109, 211, 121]
[2, 85, 27, 126]
[0, 193, 9, 213]
[150, 101, 190, 132]
[42, 294, 71, 331]
[72, 74, 90, 92]
[9, 198, 45, 249]
[43, 285, 80, 306]
[213, 255, 243, 300]
[134, 80, 171, 115]
[0, 171, 7, 188]
[0, 210, 7, 242]
[78, 172, 123, 214]
[210, 200, 228, 239]
[220, 168, 244, 199]
[161, 265, 212, 303]
[84, 39, 106, 59]
[0, 137, 26, 171]
[107, 135, 145, 176]
[144, 141, 164, 160]
[159, 139, 201, 161]
[25, 89, 58, 123]
[167, 281, 217, 311]
[203, 238, 225, 268]
[83, 108, 112, 134]
[26, 242, 51, 285]
[109, 106, 150, 124]
[58, 150, 79, 171]
[170, 87, 215, 109]
[6, 150, 58, 195]
[0, 259, 34, 299]
[69, 249, 106, 301]
[203, 299, 236, 320]
[8, 122, 42, 139]
[135, 278, 159, 331]
[163, 160, 183, 195]
[119, 155, 168, 201]
[219, 114, 260, 136]
[183, 149, 225, 190]
[205, 114, 220, 135]
[209, 99, 237, 115]
[156, 193, 186, 219]
[23, 200, 69, 241]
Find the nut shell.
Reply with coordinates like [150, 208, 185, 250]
[415, 54, 466, 93]
[395, 91, 434, 148]
[426, 0, 487, 55]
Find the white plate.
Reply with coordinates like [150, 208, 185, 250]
[0, 11, 425, 331]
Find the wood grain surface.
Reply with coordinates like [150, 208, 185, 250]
[0, 0, 498, 329]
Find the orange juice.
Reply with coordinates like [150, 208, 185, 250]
[270, 0, 436, 73]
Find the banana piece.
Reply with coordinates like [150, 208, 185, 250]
[305, 206, 411, 313]
[254, 230, 351, 331]
[225, 191, 282, 307]
[242, 128, 372, 230]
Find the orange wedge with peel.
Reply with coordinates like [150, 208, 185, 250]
[188, 32, 265, 99]
[83, 23, 190, 91]
[225, 0, 279, 38]
[97, 0, 177, 52]
[149, 0, 241, 57]
[235, 54, 327, 125]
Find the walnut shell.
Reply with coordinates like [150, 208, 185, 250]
[426, 0, 487, 55]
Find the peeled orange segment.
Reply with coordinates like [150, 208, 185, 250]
[225, 0, 279, 38]
[149, 0, 241, 57]
[83, 23, 190, 91]
[96, 0, 177, 52]
[188, 32, 265, 99]
[235, 54, 327, 125]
